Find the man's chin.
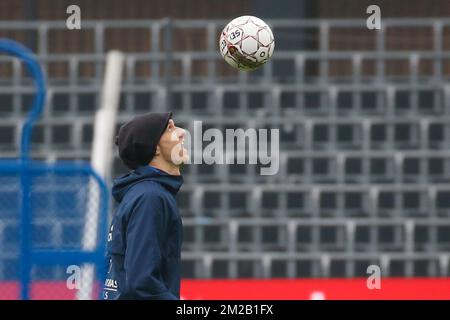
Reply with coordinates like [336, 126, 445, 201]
[179, 153, 190, 165]
[170, 150, 190, 166]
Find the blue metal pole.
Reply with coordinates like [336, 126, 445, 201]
[19, 159, 31, 300]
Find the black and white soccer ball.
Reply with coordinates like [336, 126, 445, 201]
[219, 16, 275, 71]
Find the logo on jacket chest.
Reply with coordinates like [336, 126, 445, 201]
[107, 224, 114, 242]
[104, 278, 118, 289]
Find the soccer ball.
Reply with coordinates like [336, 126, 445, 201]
[219, 15, 275, 71]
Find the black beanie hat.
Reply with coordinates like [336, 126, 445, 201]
[115, 112, 172, 170]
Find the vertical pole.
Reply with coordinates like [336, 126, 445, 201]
[77, 51, 124, 300]
[163, 18, 173, 110]
[20, 158, 31, 300]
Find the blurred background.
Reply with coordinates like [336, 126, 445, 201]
[1, 0, 450, 299]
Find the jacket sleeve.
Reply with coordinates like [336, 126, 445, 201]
[120, 192, 178, 300]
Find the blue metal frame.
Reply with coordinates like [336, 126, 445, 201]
[0, 39, 108, 300]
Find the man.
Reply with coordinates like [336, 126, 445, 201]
[103, 112, 188, 300]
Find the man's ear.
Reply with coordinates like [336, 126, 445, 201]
[154, 145, 161, 156]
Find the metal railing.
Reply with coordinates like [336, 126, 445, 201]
[0, 39, 108, 299]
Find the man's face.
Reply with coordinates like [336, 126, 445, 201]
[157, 119, 189, 165]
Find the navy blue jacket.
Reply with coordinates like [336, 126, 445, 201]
[103, 165, 183, 300]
